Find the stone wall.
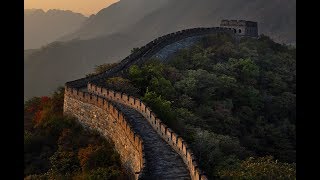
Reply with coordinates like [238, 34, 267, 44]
[63, 87, 146, 179]
[220, 19, 258, 37]
[63, 24, 259, 179]
[61, 23, 263, 179]
[66, 27, 236, 89]
[87, 83, 208, 180]
[152, 35, 204, 61]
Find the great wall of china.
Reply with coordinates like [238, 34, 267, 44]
[64, 20, 258, 180]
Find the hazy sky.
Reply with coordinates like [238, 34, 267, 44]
[24, 0, 119, 16]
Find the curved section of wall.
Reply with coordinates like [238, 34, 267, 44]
[87, 83, 208, 180]
[66, 27, 236, 89]
[152, 35, 204, 61]
[64, 26, 237, 180]
[63, 87, 146, 179]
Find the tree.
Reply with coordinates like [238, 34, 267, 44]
[176, 94, 196, 110]
[83, 167, 124, 180]
[106, 77, 140, 96]
[49, 87, 65, 116]
[128, 61, 166, 94]
[32, 96, 51, 126]
[263, 71, 288, 94]
[142, 89, 176, 126]
[229, 58, 260, 85]
[95, 63, 118, 74]
[128, 65, 144, 88]
[50, 150, 80, 174]
[190, 128, 248, 178]
[78, 144, 101, 172]
[24, 97, 41, 113]
[234, 85, 262, 111]
[86, 63, 118, 77]
[218, 156, 296, 179]
[131, 47, 140, 54]
[174, 69, 217, 102]
[215, 75, 237, 97]
[149, 77, 176, 99]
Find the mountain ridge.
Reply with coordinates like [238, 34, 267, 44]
[59, 0, 170, 41]
[61, 0, 296, 44]
[24, 8, 87, 49]
[24, 0, 296, 100]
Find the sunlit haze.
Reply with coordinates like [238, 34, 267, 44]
[24, 0, 119, 16]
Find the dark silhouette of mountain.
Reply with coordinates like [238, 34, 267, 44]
[59, 0, 170, 41]
[24, 0, 296, 100]
[61, 0, 295, 43]
[24, 35, 137, 101]
[24, 9, 87, 49]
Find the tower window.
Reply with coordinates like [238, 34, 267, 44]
[238, 29, 242, 33]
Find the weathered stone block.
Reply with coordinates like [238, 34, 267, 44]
[64, 95, 143, 178]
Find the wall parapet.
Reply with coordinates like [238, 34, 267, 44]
[66, 27, 236, 89]
[87, 83, 208, 180]
[64, 87, 147, 179]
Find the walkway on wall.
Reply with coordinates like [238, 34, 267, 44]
[65, 26, 234, 180]
[66, 27, 236, 89]
[113, 102, 190, 180]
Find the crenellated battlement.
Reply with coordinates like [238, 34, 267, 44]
[86, 83, 208, 180]
[64, 23, 259, 179]
[64, 87, 147, 178]
[65, 26, 242, 89]
[220, 19, 258, 37]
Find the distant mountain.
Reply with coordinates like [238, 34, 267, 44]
[62, 0, 295, 43]
[24, 35, 135, 100]
[59, 0, 170, 41]
[24, 9, 87, 49]
[25, 0, 296, 100]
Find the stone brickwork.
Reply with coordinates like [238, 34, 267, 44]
[66, 27, 237, 89]
[64, 23, 259, 179]
[152, 35, 204, 61]
[63, 87, 146, 179]
[220, 19, 258, 37]
[113, 102, 191, 179]
[87, 83, 208, 180]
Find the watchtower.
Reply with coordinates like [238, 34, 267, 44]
[220, 20, 258, 37]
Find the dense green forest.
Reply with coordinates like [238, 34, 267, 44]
[99, 33, 296, 179]
[25, 33, 296, 179]
[24, 88, 128, 179]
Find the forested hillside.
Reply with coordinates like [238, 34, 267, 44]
[24, 0, 296, 100]
[24, 88, 128, 179]
[97, 33, 296, 179]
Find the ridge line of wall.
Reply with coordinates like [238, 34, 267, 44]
[87, 83, 208, 180]
[66, 27, 235, 89]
